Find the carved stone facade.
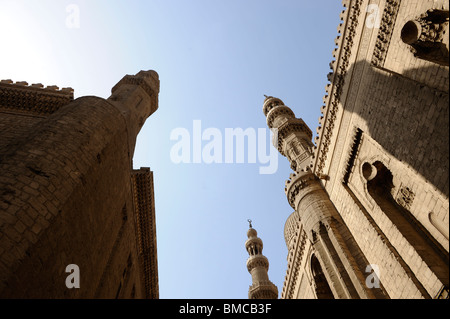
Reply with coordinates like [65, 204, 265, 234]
[0, 80, 74, 115]
[0, 71, 160, 298]
[267, 0, 449, 299]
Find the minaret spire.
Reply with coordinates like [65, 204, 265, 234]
[245, 221, 278, 299]
[263, 96, 315, 172]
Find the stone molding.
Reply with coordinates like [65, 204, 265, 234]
[277, 120, 313, 157]
[246, 255, 269, 272]
[285, 172, 321, 209]
[282, 231, 307, 299]
[343, 128, 364, 184]
[266, 105, 295, 128]
[315, 0, 364, 175]
[262, 96, 285, 117]
[372, 0, 402, 67]
[0, 80, 74, 115]
[132, 168, 159, 299]
[248, 281, 278, 299]
[111, 70, 160, 100]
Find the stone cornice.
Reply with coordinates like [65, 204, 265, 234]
[245, 237, 263, 250]
[248, 281, 278, 299]
[263, 96, 285, 117]
[246, 255, 269, 272]
[266, 105, 295, 128]
[314, 0, 364, 176]
[285, 172, 320, 209]
[0, 80, 74, 115]
[111, 70, 160, 102]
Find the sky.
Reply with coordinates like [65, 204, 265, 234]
[0, 0, 345, 298]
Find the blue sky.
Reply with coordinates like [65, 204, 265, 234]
[0, 0, 344, 298]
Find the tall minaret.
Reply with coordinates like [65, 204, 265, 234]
[263, 96, 387, 299]
[263, 95, 315, 173]
[245, 220, 278, 299]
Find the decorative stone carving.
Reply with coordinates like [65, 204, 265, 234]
[343, 128, 363, 184]
[285, 172, 320, 209]
[111, 70, 159, 99]
[395, 185, 415, 210]
[283, 231, 307, 299]
[266, 106, 295, 128]
[0, 80, 74, 115]
[316, 0, 363, 175]
[263, 96, 284, 116]
[372, 0, 402, 67]
[132, 168, 159, 299]
[400, 10, 449, 66]
[246, 255, 270, 272]
[284, 211, 301, 248]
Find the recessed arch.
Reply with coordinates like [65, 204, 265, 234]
[310, 254, 334, 299]
[365, 161, 449, 287]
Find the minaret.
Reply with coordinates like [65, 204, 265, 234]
[263, 95, 315, 173]
[263, 96, 387, 299]
[245, 220, 278, 299]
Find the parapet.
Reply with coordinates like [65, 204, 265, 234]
[111, 70, 159, 101]
[0, 80, 74, 115]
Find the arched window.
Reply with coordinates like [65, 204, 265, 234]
[311, 255, 334, 299]
[363, 161, 449, 286]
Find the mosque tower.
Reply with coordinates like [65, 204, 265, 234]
[245, 220, 278, 299]
[263, 96, 387, 299]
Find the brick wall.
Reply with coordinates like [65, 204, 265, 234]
[0, 113, 45, 154]
[0, 70, 160, 298]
